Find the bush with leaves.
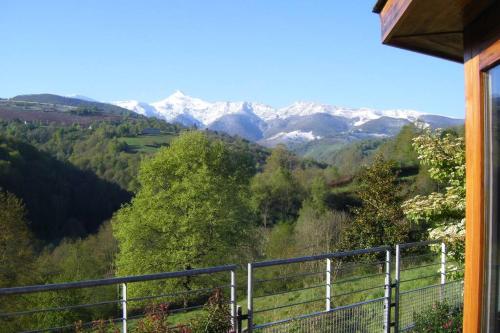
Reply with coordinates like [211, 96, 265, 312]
[190, 288, 232, 333]
[413, 302, 463, 332]
[402, 129, 465, 264]
[134, 303, 190, 333]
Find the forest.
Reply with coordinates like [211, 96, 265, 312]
[0, 114, 465, 331]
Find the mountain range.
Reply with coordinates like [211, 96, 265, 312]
[2, 92, 463, 148]
[112, 91, 463, 146]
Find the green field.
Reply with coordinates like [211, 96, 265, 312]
[118, 133, 177, 153]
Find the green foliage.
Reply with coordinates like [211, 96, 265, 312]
[251, 146, 305, 227]
[113, 132, 257, 299]
[413, 302, 463, 332]
[377, 124, 420, 168]
[295, 204, 348, 255]
[341, 155, 410, 250]
[403, 129, 465, 223]
[71, 106, 102, 116]
[327, 139, 385, 176]
[189, 289, 232, 333]
[402, 129, 465, 264]
[132, 304, 189, 333]
[28, 223, 118, 329]
[0, 191, 34, 288]
[0, 135, 130, 242]
[74, 290, 231, 333]
[264, 222, 296, 259]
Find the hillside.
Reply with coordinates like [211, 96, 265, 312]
[11, 94, 134, 116]
[0, 99, 124, 125]
[0, 136, 130, 241]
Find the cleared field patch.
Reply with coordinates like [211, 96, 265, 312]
[119, 133, 177, 153]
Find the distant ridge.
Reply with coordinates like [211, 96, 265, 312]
[4, 92, 463, 147]
[112, 91, 464, 146]
[12, 94, 133, 116]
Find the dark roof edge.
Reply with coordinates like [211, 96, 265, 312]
[373, 0, 388, 13]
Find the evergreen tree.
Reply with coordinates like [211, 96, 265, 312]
[341, 155, 410, 250]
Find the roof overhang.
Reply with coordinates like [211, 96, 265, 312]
[373, 0, 495, 63]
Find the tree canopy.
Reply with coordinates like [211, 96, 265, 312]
[113, 131, 257, 297]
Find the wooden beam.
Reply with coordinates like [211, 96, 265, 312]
[379, 0, 413, 42]
[463, 51, 484, 333]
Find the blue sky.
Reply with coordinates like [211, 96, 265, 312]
[0, 1, 464, 118]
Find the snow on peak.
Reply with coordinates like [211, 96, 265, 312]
[111, 90, 426, 129]
[113, 100, 156, 117]
[268, 130, 321, 142]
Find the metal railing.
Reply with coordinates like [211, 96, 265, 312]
[246, 240, 463, 333]
[247, 246, 392, 333]
[0, 241, 464, 333]
[0, 265, 238, 333]
[395, 240, 464, 332]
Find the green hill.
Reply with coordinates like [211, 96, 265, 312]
[11, 94, 134, 116]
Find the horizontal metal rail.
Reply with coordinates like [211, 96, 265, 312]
[254, 283, 325, 299]
[400, 273, 441, 283]
[332, 272, 385, 285]
[400, 252, 439, 263]
[400, 262, 441, 272]
[332, 284, 386, 298]
[398, 240, 441, 249]
[253, 297, 325, 314]
[399, 280, 463, 295]
[254, 270, 325, 283]
[126, 284, 231, 303]
[0, 264, 237, 296]
[252, 246, 390, 268]
[0, 298, 121, 318]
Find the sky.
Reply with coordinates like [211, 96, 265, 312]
[0, 1, 464, 118]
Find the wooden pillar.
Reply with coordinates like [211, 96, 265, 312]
[463, 50, 485, 333]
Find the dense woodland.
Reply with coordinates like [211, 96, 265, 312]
[0, 109, 465, 330]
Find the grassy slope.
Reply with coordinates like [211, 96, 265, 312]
[118, 133, 177, 153]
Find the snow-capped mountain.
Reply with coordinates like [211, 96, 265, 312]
[111, 91, 463, 146]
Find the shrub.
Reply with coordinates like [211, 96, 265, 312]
[190, 288, 233, 333]
[413, 302, 463, 332]
[74, 289, 232, 333]
[134, 303, 190, 333]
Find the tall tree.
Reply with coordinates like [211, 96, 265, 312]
[113, 131, 256, 298]
[251, 146, 304, 227]
[0, 190, 34, 287]
[341, 155, 410, 250]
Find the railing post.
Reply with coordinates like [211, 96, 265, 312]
[383, 249, 392, 333]
[121, 282, 127, 333]
[247, 263, 253, 333]
[440, 242, 446, 301]
[325, 258, 332, 311]
[394, 244, 401, 333]
[230, 269, 237, 331]
[236, 305, 243, 333]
